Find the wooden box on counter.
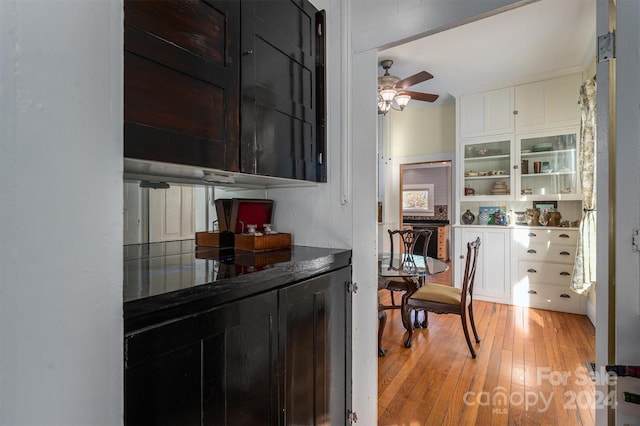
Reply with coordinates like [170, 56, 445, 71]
[235, 233, 292, 252]
[195, 231, 235, 248]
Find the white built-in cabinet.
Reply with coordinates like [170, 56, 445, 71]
[457, 73, 582, 139]
[514, 73, 582, 133]
[454, 226, 511, 304]
[454, 72, 585, 314]
[458, 87, 514, 138]
[460, 127, 581, 201]
[511, 228, 585, 314]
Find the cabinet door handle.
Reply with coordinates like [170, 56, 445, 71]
[528, 233, 537, 237]
[559, 234, 570, 238]
[559, 251, 571, 256]
[527, 249, 537, 254]
[560, 271, 571, 276]
[527, 290, 537, 294]
[560, 293, 571, 298]
[527, 268, 537, 273]
[243, 49, 254, 56]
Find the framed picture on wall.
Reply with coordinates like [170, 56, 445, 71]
[533, 201, 557, 213]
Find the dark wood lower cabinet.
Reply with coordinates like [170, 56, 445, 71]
[124, 266, 351, 425]
[280, 266, 351, 425]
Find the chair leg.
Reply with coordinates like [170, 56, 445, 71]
[412, 309, 428, 329]
[420, 310, 428, 328]
[460, 310, 477, 358]
[403, 304, 414, 348]
[468, 301, 481, 343]
[389, 290, 396, 306]
[378, 309, 387, 356]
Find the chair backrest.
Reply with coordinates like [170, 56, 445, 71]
[460, 237, 481, 305]
[388, 229, 433, 258]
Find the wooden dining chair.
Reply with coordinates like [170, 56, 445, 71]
[378, 229, 432, 335]
[383, 229, 433, 306]
[402, 237, 481, 358]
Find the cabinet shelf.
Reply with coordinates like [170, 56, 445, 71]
[465, 154, 510, 162]
[465, 174, 511, 180]
[521, 171, 576, 178]
[521, 148, 576, 157]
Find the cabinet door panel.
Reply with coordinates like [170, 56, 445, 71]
[125, 290, 278, 425]
[202, 305, 277, 426]
[455, 228, 510, 302]
[124, 0, 240, 171]
[279, 267, 351, 426]
[242, 0, 322, 181]
[458, 88, 514, 138]
[481, 229, 510, 298]
[515, 74, 581, 132]
[125, 342, 201, 426]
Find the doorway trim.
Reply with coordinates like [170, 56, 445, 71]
[388, 152, 456, 231]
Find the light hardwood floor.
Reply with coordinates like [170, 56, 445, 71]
[378, 292, 596, 425]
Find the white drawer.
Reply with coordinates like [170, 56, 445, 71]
[513, 228, 578, 245]
[517, 243, 576, 264]
[518, 261, 574, 286]
[512, 283, 584, 314]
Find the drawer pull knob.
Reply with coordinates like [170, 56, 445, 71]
[528, 233, 537, 237]
[560, 293, 571, 298]
[560, 271, 571, 276]
[527, 268, 537, 273]
[527, 290, 538, 294]
[559, 234, 570, 238]
[559, 251, 571, 256]
[527, 249, 537, 254]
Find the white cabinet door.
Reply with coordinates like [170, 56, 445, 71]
[454, 227, 510, 303]
[515, 73, 582, 133]
[459, 136, 514, 201]
[458, 87, 514, 138]
[149, 185, 195, 242]
[515, 128, 581, 200]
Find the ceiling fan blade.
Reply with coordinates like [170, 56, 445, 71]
[396, 71, 433, 89]
[402, 90, 439, 103]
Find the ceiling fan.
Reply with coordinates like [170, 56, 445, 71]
[377, 59, 439, 114]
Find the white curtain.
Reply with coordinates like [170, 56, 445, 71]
[570, 79, 596, 294]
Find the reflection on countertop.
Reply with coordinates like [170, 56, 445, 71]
[123, 240, 352, 332]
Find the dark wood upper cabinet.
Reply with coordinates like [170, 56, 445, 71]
[124, 0, 241, 171]
[124, 0, 326, 182]
[240, 0, 325, 182]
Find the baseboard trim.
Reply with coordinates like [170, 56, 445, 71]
[586, 296, 596, 326]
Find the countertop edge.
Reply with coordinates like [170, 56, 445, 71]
[124, 247, 352, 333]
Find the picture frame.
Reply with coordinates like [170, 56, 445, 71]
[533, 201, 557, 213]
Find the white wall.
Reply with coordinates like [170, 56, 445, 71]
[387, 102, 456, 157]
[0, 1, 123, 425]
[350, 0, 525, 53]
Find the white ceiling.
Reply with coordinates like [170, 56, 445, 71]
[378, 0, 596, 106]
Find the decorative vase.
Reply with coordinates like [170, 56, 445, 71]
[461, 209, 475, 225]
[547, 211, 562, 227]
[493, 210, 504, 225]
[526, 208, 540, 226]
[478, 210, 490, 225]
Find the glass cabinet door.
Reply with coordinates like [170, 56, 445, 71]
[462, 138, 513, 198]
[517, 130, 579, 199]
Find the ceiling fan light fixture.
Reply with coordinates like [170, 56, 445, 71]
[395, 93, 411, 110]
[376, 59, 438, 113]
[379, 88, 397, 102]
[378, 99, 391, 114]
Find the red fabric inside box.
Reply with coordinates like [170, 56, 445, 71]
[229, 199, 274, 234]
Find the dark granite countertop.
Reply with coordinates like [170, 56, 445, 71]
[124, 240, 352, 333]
